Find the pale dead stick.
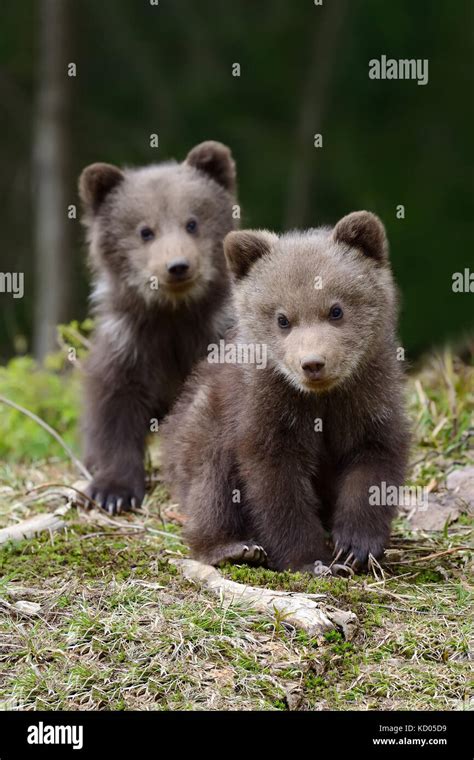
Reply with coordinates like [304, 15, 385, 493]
[172, 558, 358, 638]
[0, 505, 70, 546]
[0, 394, 91, 480]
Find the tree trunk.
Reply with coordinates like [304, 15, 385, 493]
[284, 1, 348, 229]
[32, 0, 71, 360]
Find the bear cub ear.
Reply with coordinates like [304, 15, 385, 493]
[224, 230, 278, 279]
[79, 163, 124, 214]
[185, 141, 236, 193]
[333, 211, 388, 263]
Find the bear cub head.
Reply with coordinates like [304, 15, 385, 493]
[79, 141, 236, 307]
[225, 211, 398, 393]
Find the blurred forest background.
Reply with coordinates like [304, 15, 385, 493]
[0, 0, 473, 362]
[0, 2, 473, 714]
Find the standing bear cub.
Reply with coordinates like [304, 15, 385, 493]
[79, 141, 237, 514]
[162, 211, 409, 574]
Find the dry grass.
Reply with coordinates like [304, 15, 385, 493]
[0, 350, 472, 711]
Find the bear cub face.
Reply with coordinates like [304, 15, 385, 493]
[79, 141, 236, 308]
[226, 211, 397, 394]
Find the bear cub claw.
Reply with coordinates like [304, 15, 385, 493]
[209, 542, 268, 567]
[85, 481, 144, 515]
[312, 560, 355, 577]
[332, 537, 386, 570]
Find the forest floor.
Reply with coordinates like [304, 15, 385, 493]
[0, 352, 472, 711]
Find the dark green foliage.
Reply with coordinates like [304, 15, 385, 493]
[0, 1, 472, 357]
[0, 320, 92, 461]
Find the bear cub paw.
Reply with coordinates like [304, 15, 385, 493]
[85, 479, 145, 515]
[205, 542, 268, 567]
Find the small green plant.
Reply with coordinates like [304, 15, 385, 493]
[0, 319, 93, 462]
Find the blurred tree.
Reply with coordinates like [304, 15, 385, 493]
[285, 0, 348, 228]
[32, 0, 72, 360]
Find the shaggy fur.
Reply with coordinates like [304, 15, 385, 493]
[80, 141, 237, 513]
[161, 212, 410, 573]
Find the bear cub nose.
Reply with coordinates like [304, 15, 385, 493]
[300, 354, 326, 380]
[167, 258, 190, 279]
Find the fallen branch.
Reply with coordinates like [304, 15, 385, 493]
[0, 394, 91, 480]
[0, 504, 69, 546]
[172, 558, 358, 639]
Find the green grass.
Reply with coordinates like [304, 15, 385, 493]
[0, 350, 472, 710]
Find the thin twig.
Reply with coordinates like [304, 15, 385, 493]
[362, 585, 411, 602]
[58, 323, 92, 350]
[73, 531, 145, 540]
[0, 394, 91, 480]
[26, 482, 91, 501]
[392, 546, 471, 564]
[362, 601, 433, 615]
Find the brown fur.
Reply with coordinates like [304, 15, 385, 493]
[80, 141, 237, 513]
[161, 212, 410, 573]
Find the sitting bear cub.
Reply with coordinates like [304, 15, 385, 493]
[161, 211, 409, 574]
[79, 141, 237, 514]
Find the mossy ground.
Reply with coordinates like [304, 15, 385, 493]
[0, 351, 472, 710]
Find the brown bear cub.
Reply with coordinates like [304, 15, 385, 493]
[79, 141, 237, 514]
[161, 211, 409, 574]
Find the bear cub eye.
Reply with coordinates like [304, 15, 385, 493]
[329, 304, 343, 320]
[140, 226, 155, 242]
[185, 218, 198, 234]
[277, 313, 291, 329]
